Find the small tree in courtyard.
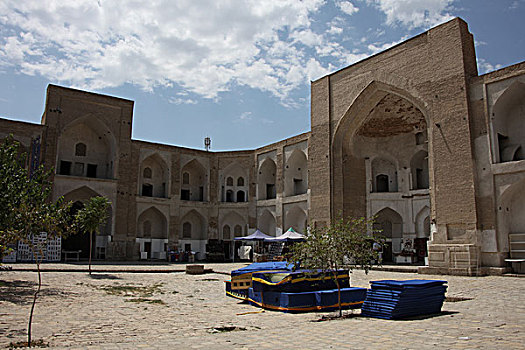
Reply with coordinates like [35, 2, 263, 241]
[74, 196, 110, 275]
[0, 135, 73, 347]
[289, 216, 384, 317]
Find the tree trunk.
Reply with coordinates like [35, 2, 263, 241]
[332, 270, 342, 317]
[28, 256, 42, 347]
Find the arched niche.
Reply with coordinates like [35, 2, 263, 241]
[284, 206, 307, 234]
[374, 207, 404, 261]
[284, 150, 308, 197]
[57, 115, 117, 179]
[180, 209, 207, 240]
[221, 211, 246, 239]
[415, 206, 430, 238]
[492, 81, 525, 163]
[371, 157, 398, 192]
[222, 225, 231, 240]
[180, 159, 207, 202]
[258, 209, 276, 236]
[374, 207, 403, 239]
[137, 207, 167, 239]
[220, 162, 248, 202]
[332, 81, 429, 219]
[499, 178, 525, 259]
[410, 150, 429, 190]
[139, 153, 169, 198]
[257, 159, 276, 200]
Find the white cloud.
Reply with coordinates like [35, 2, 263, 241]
[168, 97, 198, 105]
[0, 0, 337, 104]
[338, 1, 359, 15]
[477, 58, 503, 74]
[368, 0, 454, 29]
[238, 112, 252, 121]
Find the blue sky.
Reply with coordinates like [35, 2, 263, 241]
[0, 0, 524, 151]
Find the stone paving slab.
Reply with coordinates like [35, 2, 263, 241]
[1, 263, 524, 349]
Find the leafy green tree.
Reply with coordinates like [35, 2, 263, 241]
[74, 196, 110, 275]
[289, 216, 384, 317]
[0, 135, 72, 346]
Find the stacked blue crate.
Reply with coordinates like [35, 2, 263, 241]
[361, 280, 447, 319]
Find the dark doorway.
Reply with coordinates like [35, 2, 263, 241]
[144, 242, 152, 259]
[142, 184, 153, 197]
[236, 191, 245, 202]
[376, 174, 389, 192]
[62, 201, 94, 260]
[266, 184, 276, 199]
[86, 164, 97, 178]
[59, 161, 71, 175]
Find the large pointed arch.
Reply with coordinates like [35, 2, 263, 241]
[331, 80, 431, 220]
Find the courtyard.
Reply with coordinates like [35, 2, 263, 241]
[0, 263, 524, 349]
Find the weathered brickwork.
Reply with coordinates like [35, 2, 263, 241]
[1, 18, 523, 275]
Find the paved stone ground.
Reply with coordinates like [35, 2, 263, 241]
[0, 263, 523, 349]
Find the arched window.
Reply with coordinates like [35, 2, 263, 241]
[143, 167, 152, 179]
[237, 177, 244, 186]
[182, 222, 191, 239]
[223, 225, 231, 240]
[75, 143, 86, 157]
[234, 225, 243, 237]
[182, 172, 190, 185]
[236, 191, 245, 202]
[143, 220, 151, 237]
[376, 174, 389, 192]
[226, 176, 234, 186]
[226, 190, 234, 202]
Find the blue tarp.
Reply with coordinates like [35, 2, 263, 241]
[361, 279, 447, 319]
[248, 287, 367, 313]
[251, 269, 350, 293]
[230, 262, 294, 277]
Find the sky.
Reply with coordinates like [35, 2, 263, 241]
[0, 0, 524, 151]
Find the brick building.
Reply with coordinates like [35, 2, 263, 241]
[1, 18, 524, 275]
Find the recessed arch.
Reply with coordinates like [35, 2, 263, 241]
[499, 178, 525, 259]
[284, 206, 307, 234]
[258, 209, 276, 236]
[181, 159, 207, 202]
[284, 149, 308, 197]
[57, 114, 117, 179]
[415, 206, 430, 238]
[492, 81, 525, 163]
[220, 162, 248, 202]
[221, 211, 246, 239]
[331, 80, 430, 220]
[257, 158, 276, 200]
[371, 157, 398, 192]
[180, 209, 207, 240]
[137, 207, 167, 239]
[140, 153, 169, 198]
[410, 150, 429, 190]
